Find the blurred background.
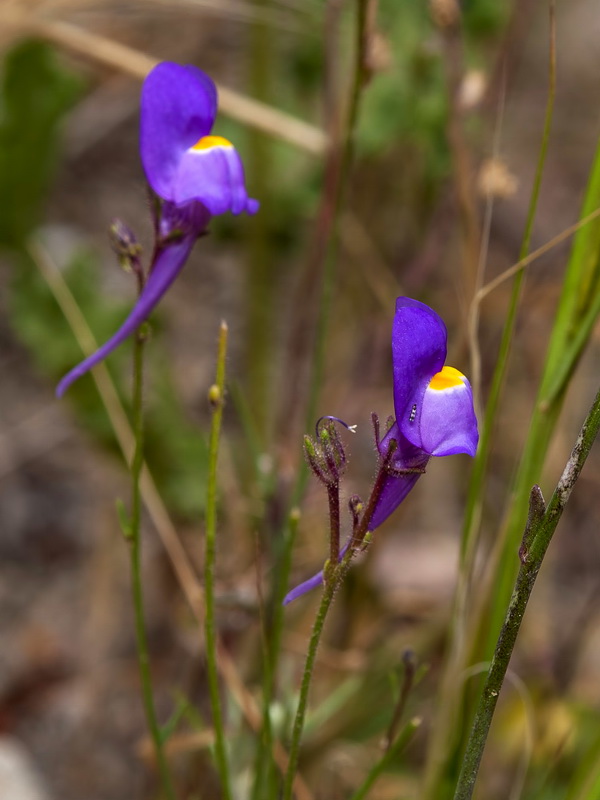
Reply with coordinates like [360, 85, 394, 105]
[1, 1, 600, 798]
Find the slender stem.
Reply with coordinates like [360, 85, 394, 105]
[128, 324, 178, 800]
[282, 576, 338, 800]
[350, 717, 422, 800]
[383, 651, 417, 751]
[327, 482, 341, 568]
[204, 321, 232, 800]
[453, 384, 600, 799]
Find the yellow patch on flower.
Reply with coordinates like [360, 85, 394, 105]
[191, 135, 232, 151]
[428, 365, 465, 391]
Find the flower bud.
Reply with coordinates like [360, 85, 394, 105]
[318, 421, 347, 479]
[303, 435, 327, 484]
[304, 425, 346, 486]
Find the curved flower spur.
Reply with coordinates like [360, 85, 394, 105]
[284, 297, 479, 605]
[57, 61, 258, 397]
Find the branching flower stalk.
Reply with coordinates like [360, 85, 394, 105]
[282, 438, 400, 800]
[453, 383, 600, 799]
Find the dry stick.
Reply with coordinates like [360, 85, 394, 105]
[474, 206, 600, 302]
[30, 240, 315, 800]
[4, 13, 328, 155]
[453, 385, 600, 799]
[144, 0, 314, 33]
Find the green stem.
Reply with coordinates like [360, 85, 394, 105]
[128, 325, 178, 800]
[453, 384, 600, 800]
[282, 576, 338, 800]
[350, 717, 422, 800]
[204, 321, 232, 800]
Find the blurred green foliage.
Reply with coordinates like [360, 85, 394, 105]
[356, 2, 447, 166]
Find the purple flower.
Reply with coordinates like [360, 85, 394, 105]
[370, 296, 478, 527]
[140, 62, 258, 216]
[283, 297, 478, 605]
[57, 62, 258, 397]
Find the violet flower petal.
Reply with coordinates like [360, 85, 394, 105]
[140, 62, 217, 201]
[367, 472, 423, 531]
[283, 540, 352, 606]
[56, 234, 196, 397]
[173, 144, 259, 214]
[392, 298, 447, 448]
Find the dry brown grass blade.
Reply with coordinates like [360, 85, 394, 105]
[138, 728, 215, 761]
[3, 12, 328, 155]
[473, 206, 600, 304]
[29, 239, 315, 800]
